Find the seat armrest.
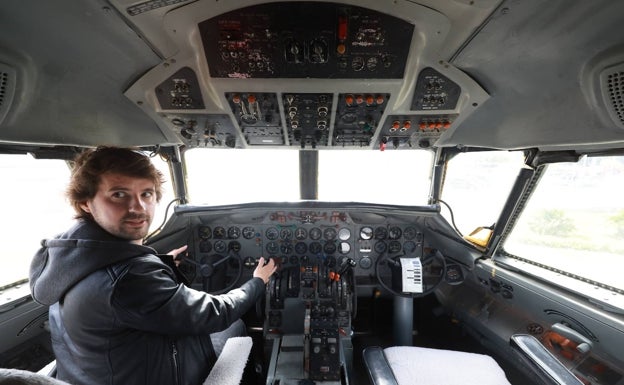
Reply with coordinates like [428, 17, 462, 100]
[362, 346, 399, 385]
[510, 334, 583, 385]
[203, 336, 252, 385]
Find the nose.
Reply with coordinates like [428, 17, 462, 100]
[128, 195, 147, 212]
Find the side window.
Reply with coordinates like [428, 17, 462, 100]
[0, 155, 74, 287]
[441, 151, 525, 237]
[503, 156, 624, 292]
[0, 153, 175, 288]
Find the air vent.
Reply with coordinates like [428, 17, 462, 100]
[0, 63, 17, 126]
[600, 63, 624, 129]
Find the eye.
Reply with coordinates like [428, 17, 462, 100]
[142, 191, 154, 198]
[112, 191, 127, 199]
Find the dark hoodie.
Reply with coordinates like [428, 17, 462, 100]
[29, 219, 265, 385]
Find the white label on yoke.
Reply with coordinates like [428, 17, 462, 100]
[400, 258, 423, 293]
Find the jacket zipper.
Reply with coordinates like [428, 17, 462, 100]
[171, 341, 181, 385]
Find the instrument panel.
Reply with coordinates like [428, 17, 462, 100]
[179, 210, 428, 290]
[158, 205, 467, 381]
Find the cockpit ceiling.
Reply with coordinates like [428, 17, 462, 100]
[1, 0, 624, 152]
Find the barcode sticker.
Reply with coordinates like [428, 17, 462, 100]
[400, 258, 423, 293]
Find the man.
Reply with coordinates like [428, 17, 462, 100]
[29, 146, 276, 385]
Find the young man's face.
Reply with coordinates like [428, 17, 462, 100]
[80, 172, 156, 244]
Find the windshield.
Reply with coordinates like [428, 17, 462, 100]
[184, 149, 434, 205]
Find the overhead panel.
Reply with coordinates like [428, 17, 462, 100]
[198, 2, 414, 79]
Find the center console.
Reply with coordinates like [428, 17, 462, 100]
[264, 256, 355, 384]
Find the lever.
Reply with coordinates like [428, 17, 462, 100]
[551, 323, 593, 354]
[337, 257, 356, 275]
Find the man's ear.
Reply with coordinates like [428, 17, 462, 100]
[80, 202, 91, 213]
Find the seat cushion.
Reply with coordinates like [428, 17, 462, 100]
[383, 346, 511, 385]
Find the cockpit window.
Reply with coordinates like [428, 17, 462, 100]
[184, 148, 434, 205]
[185, 148, 300, 205]
[318, 150, 433, 205]
[440, 151, 525, 236]
[503, 156, 624, 291]
[0, 155, 74, 288]
[0, 153, 173, 288]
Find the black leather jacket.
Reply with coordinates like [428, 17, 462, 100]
[29, 219, 265, 385]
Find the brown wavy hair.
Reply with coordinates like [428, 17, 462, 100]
[67, 146, 165, 220]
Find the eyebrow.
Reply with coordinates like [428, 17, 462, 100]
[106, 186, 155, 193]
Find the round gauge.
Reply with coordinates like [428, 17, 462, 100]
[360, 226, 373, 240]
[403, 226, 418, 240]
[324, 242, 337, 254]
[351, 56, 365, 71]
[213, 226, 226, 239]
[445, 264, 465, 285]
[227, 226, 241, 239]
[242, 226, 256, 239]
[266, 227, 279, 240]
[374, 241, 387, 254]
[388, 226, 402, 240]
[309, 227, 322, 240]
[366, 56, 378, 71]
[198, 226, 212, 240]
[214, 240, 227, 253]
[280, 242, 293, 254]
[280, 228, 293, 240]
[199, 240, 212, 253]
[295, 242, 307, 254]
[323, 227, 337, 240]
[403, 241, 416, 254]
[309, 241, 322, 255]
[229, 241, 241, 252]
[388, 240, 402, 254]
[243, 257, 257, 268]
[359, 257, 372, 269]
[266, 241, 279, 254]
[374, 227, 388, 240]
[446, 266, 461, 281]
[338, 242, 351, 254]
[338, 228, 351, 241]
[295, 227, 308, 240]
